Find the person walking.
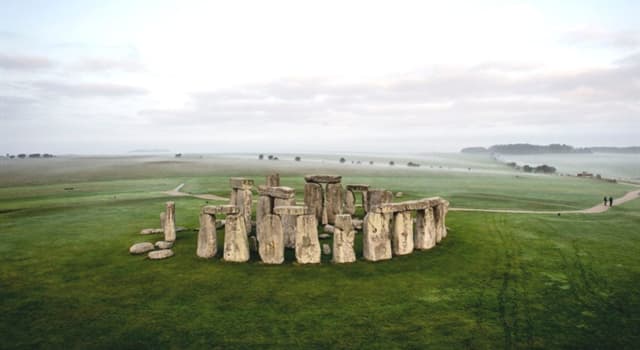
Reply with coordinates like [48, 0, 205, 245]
[604, 196, 608, 206]
[609, 196, 614, 207]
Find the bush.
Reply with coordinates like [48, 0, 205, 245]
[295, 156, 301, 161]
[339, 157, 346, 163]
[258, 154, 264, 160]
[389, 161, 395, 166]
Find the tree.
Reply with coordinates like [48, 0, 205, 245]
[389, 161, 395, 166]
[17, 154, 26, 159]
[175, 153, 182, 158]
[268, 155, 274, 160]
[339, 157, 346, 163]
[295, 156, 301, 161]
[369, 161, 374, 165]
[258, 154, 264, 160]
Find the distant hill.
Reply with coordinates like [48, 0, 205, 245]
[460, 147, 489, 154]
[461, 144, 640, 154]
[589, 146, 640, 154]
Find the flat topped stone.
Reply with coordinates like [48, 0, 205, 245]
[273, 205, 309, 216]
[371, 197, 442, 213]
[304, 174, 342, 184]
[257, 185, 295, 199]
[202, 204, 240, 215]
[148, 249, 174, 260]
[346, 184, 370, 191]
[229, 177, 254, 189]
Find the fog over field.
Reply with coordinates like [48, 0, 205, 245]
[2, 0, 640, 154]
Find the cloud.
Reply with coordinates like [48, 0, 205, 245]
[563, 27, 640, 49]
[33, 81, 148, 98]
[0, 53, 55, 70]
[70, 57, 145, 72]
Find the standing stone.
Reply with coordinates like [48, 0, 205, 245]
[275, 197, 297, 248]
[223, 214, 250, 262]
[230, 189, 238, 206]
[362, 191, 369, 213]
[256, 195, 273, 230]
[344, 190, 356, 215]
[304, 182, 323, 223]
[266, 173, 280, 187]
[392, 211, 414, 255]
[197, 212, 217, 258]
[325, 183, 343, 224]
[434, 201, 449, 243]
[294, 215, 321, 264]
[366, 189, 392, 212]
[414, 207, 437, 250]
[362, 212, 392, 262]
[257, 214, 285, 264]
[164, 201, 176, 242]
[333, 214, 355, 263]
[235, 188, 253, 233]
[440, 200, 449, 239]
[160, 212, 166, 231]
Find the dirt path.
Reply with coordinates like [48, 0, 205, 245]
[164, 183, 640, 215]
[163, 183, 228, 201]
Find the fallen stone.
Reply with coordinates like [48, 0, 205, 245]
[216, 219, 225, 229]
[392, 211, 414, 255]
[295, 215, 321, 264]
[197, 212, 217, 258]
[323, 224, 335, 234]
[229, 177, 254, 189]
[148, 249, 174, 260]
[155, 240, 174, 249]
[318, 233, 331, 239]
[129, 242, 155, 254]
[257, 185, 295, 199]
[395, 192, 404, 198]
[176, 226, 187, 232]
[333, 214, 356, 263]
[164, 201, 176, 242]
[273, 205, 308, 216]
[202, 204, 240, 215]
[257, 214, 285, 264]
[322, 243, 332, 255]
[304, 174, 342, 184]
[304, 182, 323, 222]
[140, 228, 163, 235]
[363, 212, 392, 262]
[223, 214, 250, 262]
[346, 184, 369, 192]
[352, 219, 363, 231]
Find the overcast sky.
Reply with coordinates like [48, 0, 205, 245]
[1, 0, 639, 154]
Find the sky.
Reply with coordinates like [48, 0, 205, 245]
[1, 0, 639, 154]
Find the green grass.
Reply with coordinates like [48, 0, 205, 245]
[1, 155, 639, 349]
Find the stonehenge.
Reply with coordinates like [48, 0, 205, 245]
[132, 175, 451, 265]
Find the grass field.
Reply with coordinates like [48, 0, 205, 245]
[1, 154, 639, 349]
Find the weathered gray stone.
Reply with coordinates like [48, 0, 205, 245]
[202, 204, 240, 215]
[155, 240, 174, 249]
[229, 177, 254, 189]
[304, 183, 323, 223]
[362, 212, 392, 262]
[414, 207, 437, 250]
[257, 185, 295, 199]
[256, 195, 273, 232]
[392, 211, 414, 255]
[352, 219, 363, 231]
[322, 243, 332, 255]
[395, 192, 404, 198]
[274, 198, 297, 249]
[371, 198, 441, 214]
[223, 214, 250, 262]
[304, 174, 342, 184]
[148, 249, 174, 260]
[366, 189, 393, 212]
[345, 184, 369, 192]
[273, 205, 308, 216]
[164, 201, 176, 242]
[216, 219, 226, 229]
[140, 228, 163, 235]
[321, 205, 329, 226]
[266, 173, 280, 187]
[230, 189, 237, 206]
[434, 200, 449, 243]
[160, 212, 166, 231]
[235, 188, 253, 232]
[333, 214, 356, 263]
[318, 233, 331, 239]
[197, 212, 217, 258]
[325, 183, 343, 224]
[129, 242, 154, 254]
[323, 224, 335, 234]
[256, 214, 284, 264]
[344, 190, 356, 215]
[295, 215, 321, 264]
[176, 226, 187, 232]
